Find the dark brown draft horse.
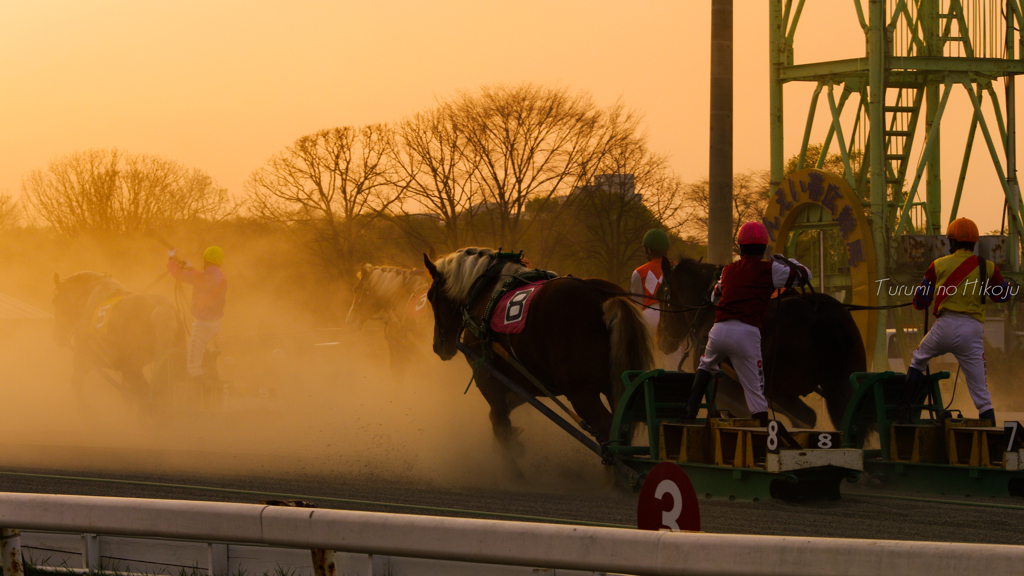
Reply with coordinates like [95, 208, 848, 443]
[53, 271, 185, 410]
[423, 248, 654, 472]
[657, 257, 865, 428]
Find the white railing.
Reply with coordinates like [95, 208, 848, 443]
[0, 492, 1022, 576]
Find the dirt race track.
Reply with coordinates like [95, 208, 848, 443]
[3, 325, 1024, 547]
[2, 442, 1023, 546]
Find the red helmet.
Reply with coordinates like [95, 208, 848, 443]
[946, 217, 979, 243]
[737, 221, 769, 245]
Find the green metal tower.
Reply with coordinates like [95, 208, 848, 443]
[769, 0, 1024, 369]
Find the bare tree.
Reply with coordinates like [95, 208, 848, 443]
[452, 83, 612, 247]
[645, 174, 691, 235]
[784, 143, 862, 179]
[23, 149, 229, 236]
[0, 192, 22, 231]
[680, 169, 771, 253]
[392, 103, 480, 251]
[559, 130, 683, 282]
[245, 125, 403, 271]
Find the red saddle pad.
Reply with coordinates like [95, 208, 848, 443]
[490, 281, 549, 334]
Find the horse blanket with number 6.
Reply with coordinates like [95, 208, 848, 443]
[489, 281, 549, 334]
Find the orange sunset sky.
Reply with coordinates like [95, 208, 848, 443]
[0, 1, 1015, 234]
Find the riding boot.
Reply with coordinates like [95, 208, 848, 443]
[895, 367, 926, 424]
[979, 409, 996, 425]
[684, 369, 714, 421]
[751, 411, 769, 427]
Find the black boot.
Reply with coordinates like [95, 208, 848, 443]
[895, 367, 926, 424]
[684, 369, 714, 421]
[751, 411, 769, 427]
[979, 409, 996, 425]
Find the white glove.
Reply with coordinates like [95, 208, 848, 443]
[167, 249, 176, 258]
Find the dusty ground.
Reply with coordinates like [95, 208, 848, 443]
[1, 316, 1023, 546]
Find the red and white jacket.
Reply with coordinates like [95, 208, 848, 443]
[631, 259, 671, 309]
[711, 255, 811, 328]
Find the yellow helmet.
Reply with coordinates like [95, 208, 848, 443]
[203, 246, 225, 266]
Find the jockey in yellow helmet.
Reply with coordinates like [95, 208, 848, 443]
[167, 246, 228, 384]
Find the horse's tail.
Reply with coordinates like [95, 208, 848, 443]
[812, 302, 864, 428]
[150, 304, 183, 389]
[603, 296, 655, 409]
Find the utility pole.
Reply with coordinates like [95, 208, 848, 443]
[708, 0, 734, 265]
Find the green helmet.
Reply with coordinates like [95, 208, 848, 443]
[642, 229, 670, 253]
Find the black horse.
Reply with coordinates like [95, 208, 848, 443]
[53, 271, 185, 410]
[423, 248, 654, 475]
[656, 257, 864, 428]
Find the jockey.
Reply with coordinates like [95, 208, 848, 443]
[631, 229, 684, 370]
[167, 246, 228, 382]
[684, 221, 812, 426]
[897, 217, 1011, 424]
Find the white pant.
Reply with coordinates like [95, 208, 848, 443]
[698, 320, 769, 414]
[188, 318, 222, 377]
[910, 312, 991, 413]
[644, 307, 685, 371]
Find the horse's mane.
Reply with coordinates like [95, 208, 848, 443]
[433, 248, 527, 303]
[61, 271, 126, 293]
[357, 264, 428, 301]
[672, 257, 716, 278]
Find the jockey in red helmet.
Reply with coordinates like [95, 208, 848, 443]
[896, 217, 1011, 424]
[684, 221, 812, 425]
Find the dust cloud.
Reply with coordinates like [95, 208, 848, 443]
[0, 227, 613, 496]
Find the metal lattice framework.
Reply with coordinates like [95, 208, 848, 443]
[770, 0, 1024, 368]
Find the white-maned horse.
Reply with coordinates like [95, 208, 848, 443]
[346, 264, 432, 382]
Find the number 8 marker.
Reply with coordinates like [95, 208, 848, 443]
[767, 420, 779, 452]
[817, 433, 833, 449]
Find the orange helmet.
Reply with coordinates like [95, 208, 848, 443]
[946, 217, 979, 243]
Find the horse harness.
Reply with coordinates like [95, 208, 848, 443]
[455, 255, 601, 436]
[458, 256, 556, 353]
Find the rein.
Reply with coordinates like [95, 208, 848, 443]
[659, 264, 723, 356]
[842, 301, 914, 311]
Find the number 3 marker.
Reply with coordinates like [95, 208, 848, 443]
[654, 479, 683, 530]
[637, 462, 700, 532]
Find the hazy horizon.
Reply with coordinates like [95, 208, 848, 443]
[1, 1, 1017, 234]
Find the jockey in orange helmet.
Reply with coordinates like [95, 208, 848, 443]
[684, 221, 812, 425]
[631, 229, 684, 370]
[897, 217, 1011, 424]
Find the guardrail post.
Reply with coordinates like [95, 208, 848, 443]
[0, 529, 23, 576]
[260, 500, 336, 576]
[310, 548, 335, 576]
[369, 554, 389, 576]
[82, 533, 99, 572]
[207, 543, 228, 576]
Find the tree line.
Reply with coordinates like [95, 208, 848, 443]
[11, 83, 785, 285]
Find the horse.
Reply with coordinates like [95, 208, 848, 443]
[345, 263, 433, 382]
[52, 271, 185, 410]
[422, 248, 655, 475]
[656, 257, 864, 429]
